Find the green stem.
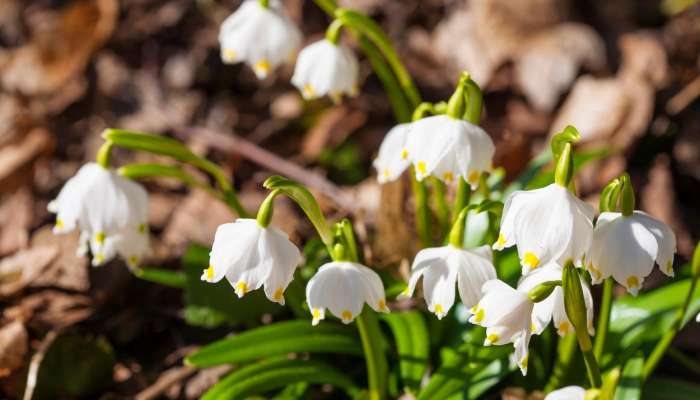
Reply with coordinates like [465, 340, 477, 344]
[133, 267, 187, 289]
[96, 141, 114, 168]
[594, 278, 614, 360]
[453, 178, 471, 224]
[643, 275, 699, 380]
[312, 0, 337, 14]
[578, 335, 602, 388]
[335, 9, 421, 109]
[545, 333, 577, 392]
[356, 311, 388, 400]
[410, 168, 431, 247]
[325, 18, 344, 44]
[118, 163, 225, 204]
[432, 178, 450, 240]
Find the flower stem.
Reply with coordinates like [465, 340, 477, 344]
[96, 141, 114, 168]
[544, 333, 577, 392]
[578, 334, 602, 388]
[325, 18, 344, 44]
[432, 178, 450, 239]
[410, 168, 431, 247]
[642, 274, 699, 380]
[594, 278, 614, 360]
[453, 178, 471, 224]
[356, 311, 388, 400]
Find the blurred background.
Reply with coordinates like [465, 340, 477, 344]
[0, 0, 698, 398]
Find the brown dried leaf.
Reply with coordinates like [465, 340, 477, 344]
[618, 31, 669, 87]
[0, 188, 33, 256]
[3, 290, 93, 329]
[0, 321, 28, 378]
[301, 106, 367, 161]
[516, 23, 605, 112]
[0, 128, 54, 192]
[29, 226, 90, 292]
[0, 0, 117, 95]
[0, 245, 58, 297]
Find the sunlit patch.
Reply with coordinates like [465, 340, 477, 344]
[341, 310, 353, 322]
[401, 149, 408, 160]
[416, 161, 427, 177]
[467, 170, 480, 184]
[95, 232, 106, 245]
[222, 48, 237, 62]
[302, 83, 315, 98]
[273, 287, 284, 302]
[235, 281, 249, 297]
[485, 333, 499, 345]
[522, 252, 540, 269]
[442, 172, 454, 183]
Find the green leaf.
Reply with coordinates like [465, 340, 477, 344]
[614, 353, 644, 400]
[381, 311, 429, 391]
[182, 244, 282, 328]
[33, 334, 115, 399]
[467, 358, 514, 399]
[104, 129, 201, 164]
[185, 320, 362, 367]
[263, 176, 334, 246]
[202, 358, 360, 400]
[643, 378, 700, 400]
[133, 266, 186, 289]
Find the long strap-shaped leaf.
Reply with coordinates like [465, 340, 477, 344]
[381, 311, 429, 391]
[203, 358, 360, 400]
[185, 320, 362, 367]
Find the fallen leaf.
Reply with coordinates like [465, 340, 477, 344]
[29, 226, 90, 292]
[0, 128, 54, 192]
[301, 106, 368, 161]
[0, 321, 28, 378]
[3, 290, 93, 329]
[0, 188, 33, 256]
[0, 245, 58, 297]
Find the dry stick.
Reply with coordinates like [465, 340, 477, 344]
[667, 74, 700, 115]
[187, 126, 359, 213]
[135, 365, 197, 400]
[23, 330, 59, 400]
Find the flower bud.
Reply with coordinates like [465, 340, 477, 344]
[619, 173, 635, 217]
[527, 280, 561, 303]
[562, 261, 590, 349]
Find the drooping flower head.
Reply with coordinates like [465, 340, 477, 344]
[519, 262, 594, 336]
[292, 39, 359, 103]
[494, 183, 595, 274]
[306, 261, 388, 325]
[203, 218, 302, 305]
[404, 115, 494, 187]
[49, 162, 149, 267]
[587, 211, 676, 295]
[218, 0, 302, 79]
[372, 123, 411, 184]
[469, 279, 534, 375]
[401, 244, 496, 319]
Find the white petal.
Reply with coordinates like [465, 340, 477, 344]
[421, 258, 457, 319]
[402, 246, 450, 298]
[373, 123, 412, 184]
[261, 226, 302, 305]
[306, 262, 371, 324]
[205, 219, 260, 283]
[50, 163, 103, 233]
[405, 116, 458, 181]
[633, 211, 676, 277]
[512, 330, 532, 376]
[453, 245, 497, 309]
[545, 386, 586, 400]
[291, 40, 359, 100]
[356, 264, 389, 313]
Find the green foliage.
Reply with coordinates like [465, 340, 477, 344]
[185, 319, 362, 367]
[202, 358, 360, 400]
[381, 311, 429, 392]
[615, 354, 644, 400]
[33, 334, 115, 399]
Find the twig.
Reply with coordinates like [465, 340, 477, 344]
[186, 126, 359, 213]
[23, 330, 59, 400]
[667, 74, 700, 115]
[135, 365, 197, 400]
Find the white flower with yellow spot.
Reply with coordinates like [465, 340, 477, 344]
[49, 162, 149, 267]
[291, 39, 359, 103]
[372, 123, 411, 184]
[218, 0, 302, 79]
[202, 219, 302, 305]
[469, 279, 534, 375]
[494, 183, 594, 275]
[306, 261, 388, 325]
[545, 386, 586, 400]
[404, 115, 494, 187]
[401, 245, 496, 319]
[587, 211, 676, 295]
[519, 262, 594, 336]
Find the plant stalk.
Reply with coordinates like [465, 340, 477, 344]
[594, 278, 614, 360]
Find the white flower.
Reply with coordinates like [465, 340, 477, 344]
[469, 279, 533, 375]
[494, 183, 595, 274]
[306, 261, 388, 325]
[545, 386, 586, 400]
[518, 263, 594, 336]
[218, 0, 302, 79]
[372, 123, 411, 184]
[586, 211, 676, 295]
[49, 163, 149, 267]
[401, 245, 496, 319]
[404, 115, 494, 187]
[202, 219, 302, 305]
[291, 39, 359, 102]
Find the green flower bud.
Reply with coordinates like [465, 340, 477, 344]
[562, 261, 590, 349]
[527, 280, 562, 303]
[256, 189, 280, 228]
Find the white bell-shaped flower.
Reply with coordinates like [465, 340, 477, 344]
[401, 245, 496, 319]
[404, 115, 494, 187]
[291, 39, 359, 102]
[218, 0, 302, 79]
[469, 279, 533, 375]
[518, 262, 594, 336]
[306, 261, 388, 325]
[587, 211, 676, 295]
[494, 183, 595, 274]
[372, 123, 411, 184]
[49, 163, 149, 267]
[545, 386, 586, 400]
[202, 219, 302, 305]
